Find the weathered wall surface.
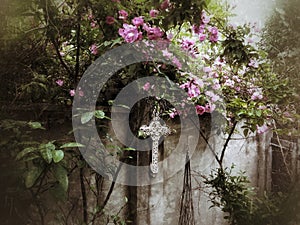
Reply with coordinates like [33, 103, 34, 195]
[102, 117, 273, 225]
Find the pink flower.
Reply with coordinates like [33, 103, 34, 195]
[201, 11, 210, 24]
[91, 21, 97, 28]
[167, 32, 173, 40]
[143, 25, 164, 40]
[248, 59, 259, 68]
[106, 16, 115, 25]
[118, 10, 128, 20]
[89, 44, 98, 55]
[209, 27, 219, 43]
[251, 91, 263, 100]
[143, 82, 151, 91]
[160, 0, 170, 10]
[88, 14, 93, 20]
[119, 24, 142, 43]
[256, 124, 269, 134]
[169, 109, 178, 118]
[203, 67, 212, 73]
[172, 57, 182, 69]
[181, 38, 195, 51]
[179, 82, 189, 89]
[56, 79, 64, 86]
[206, 91, 220, 102]
[162, 49, 172, 58]
[70, 89, 75, 96]
[199, 33, 207, 42]
[205, 103, 216, 113]
[196, 105, 206, 115]
[187, 84, 200, 98]
[59, 51, 65, 56]
[132, 16, 144, 26]
[193, 24, 205, 34]
[194, 78, 204, 88]
[224, 79, 235, 88]
[150, 9, 159, 18]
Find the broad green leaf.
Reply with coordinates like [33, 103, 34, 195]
[52, 150, 64, 163]
[16, 147, 37, 160]
[60, 142, 85, 148]
[25, 166, 43, 188]
[81, 112, 94, 124]
[53, 165, 68, 192]
[28, 121, 45, 130]
[39, 142, 55, 164]
[94, 110, 105, 119]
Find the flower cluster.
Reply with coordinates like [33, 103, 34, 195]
[106, 4, 276, 134]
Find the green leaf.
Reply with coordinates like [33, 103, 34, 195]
[81, 112, 94, 124]
[53, 165, 68, 192]
[60, 142, 85, 148]
[28, 121, 45, 130]
[16, 147, 37, 160]
[122, 147, 136, 151]
[52, 150, 64, 163]
[25, 166, 43, 188]
[94, 110, 105, 119]
[39, 142, 55, 164]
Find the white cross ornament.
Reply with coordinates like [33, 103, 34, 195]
[140, 115, 170, 175]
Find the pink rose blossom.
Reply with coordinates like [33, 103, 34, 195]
[132, 16, 144, 26]
[106, 16, 115, 25]
[256, 124, 269, 134]
[196, 105, 206, 115]
[199, 33, 207, 42]
[150, 9, 159, 18]
[70, 89, 75, 97]
[56, 79, 64, 86]
[118, 10, 128, 20]
[143, 25, 164, 40]
[143, 82, 151, 91]
[89, 44, 98, 55]
[119, 24, 142, 43]
[187, 84, 200, 98]
[181, 38, 195, 51]
[193, 24, 205, 35]
[160, 0, 170, 10]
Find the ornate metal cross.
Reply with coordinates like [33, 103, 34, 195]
[140, 114, 170, 175]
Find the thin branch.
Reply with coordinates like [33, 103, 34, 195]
[74, 5, 81, 84]
[80, 166, 88, 224]
[219, 121, 238, 165]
